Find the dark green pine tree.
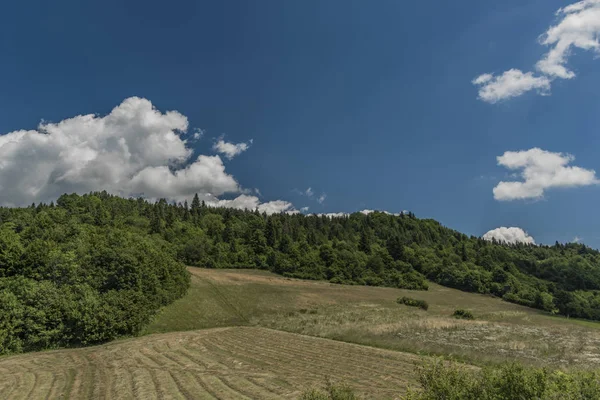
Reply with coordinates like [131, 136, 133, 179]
[386, 235, 404, 261]
[359, 228, 372, 254]
[461, 243, 469, 262]
[149, 206, 163, 234]
[183, 200, 190, 221]
[191, 193, 201, 216]
[165, 205, 176, 228]
[265, 218, 277, 247]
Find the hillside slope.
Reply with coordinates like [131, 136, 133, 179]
[0, 326, 420, 400]
[4, 192, 600, 356]
[150, 268, 600, 367]
[4, 267, 600, 399]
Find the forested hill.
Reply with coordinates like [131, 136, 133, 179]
[2, 191, 600, 354]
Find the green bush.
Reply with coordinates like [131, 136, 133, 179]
[404, 360, 600, 400]
[397, 296, 429, 311]
[452, 309, 474, 320]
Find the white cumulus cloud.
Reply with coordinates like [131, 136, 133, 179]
[212, 194, 295, 214]
[483, 227, 536, 245]
[474, 0, 600, 102]
[493, 148, 598, 201]
[359, 209, 401, 216]
[0, 97, 295, 214]
[473, 69, 551, 103]
[212, 138, 252, 160]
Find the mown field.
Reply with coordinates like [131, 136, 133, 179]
[0, 326, 419, 399]
[3, 267, 600, 399]
[149, 268, 600, 367]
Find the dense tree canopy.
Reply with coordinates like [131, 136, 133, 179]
[2, 191, 600, 354]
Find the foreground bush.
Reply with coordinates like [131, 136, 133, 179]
[397, 296, 429, 311]
[452, 309, 474, 320]
[404, 360, 600, 400]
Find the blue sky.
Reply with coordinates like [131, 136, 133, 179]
[1, 0, 600, 247]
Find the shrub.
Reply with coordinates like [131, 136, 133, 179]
[397, 296, 429, 311]
[404, 360, 600, 400]
[452, 309, 474, 320]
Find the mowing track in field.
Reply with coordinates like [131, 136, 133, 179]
[0, 326, 418, 399]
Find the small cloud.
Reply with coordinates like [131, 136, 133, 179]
[305, 187, 314, 197]
[300, 206, 309, 212]
[192, 128, 205, 140]
[212, 137, 252, 160]
[572, 236, 583, 243]
[473, 69, 550, 103]
[317, 194, 327, 204]
[483, 227, 535, 245]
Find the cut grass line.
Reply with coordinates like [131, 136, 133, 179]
[179, 343, 231, 372]
[152, 368, 186, 400]
[109, 367, 134, 399]
[44, 372, 61, 400]
[190, 372, 221, 399]
[246, 376, 293, 396]
[198, 375, 252, 400]
[220, 375, 284, 400]
[227, 327, 418, 377]
[131, 368, 158, 400]
[212, 332, 397, 387]
[168, 370, 212, 400]
[27, 371, 54, 400]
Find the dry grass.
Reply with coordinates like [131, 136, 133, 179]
[0, 327, 417, 399]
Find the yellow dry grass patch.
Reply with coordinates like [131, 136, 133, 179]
[0, 327, 418, 399]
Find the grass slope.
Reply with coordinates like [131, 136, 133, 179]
[4, 267, 600, 399]
[0, 327, 419, 399]
[149, 268, 600, 367]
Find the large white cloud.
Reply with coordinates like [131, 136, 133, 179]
[474, 0, 600, 102]
[493, 148, 598, 201]
[483, 227, 536, 245]
[0, 97, 295, 214]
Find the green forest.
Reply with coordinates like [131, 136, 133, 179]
[2, 191, 600, 354]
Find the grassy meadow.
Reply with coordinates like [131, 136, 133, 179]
[148, 268, 600, 367]
[3, 267, 600, 399]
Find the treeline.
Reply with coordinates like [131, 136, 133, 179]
[2, 192, 600, 354]
[0, 194, 190, 354]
